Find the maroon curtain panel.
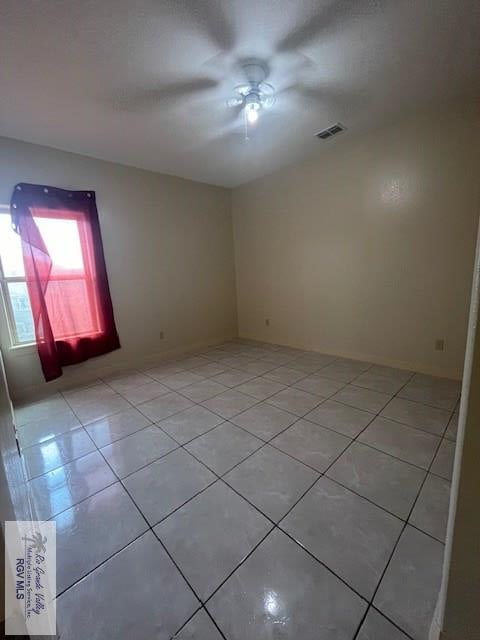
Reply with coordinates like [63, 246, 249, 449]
[11, 183, 120, 381]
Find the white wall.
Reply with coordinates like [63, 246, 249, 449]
[1, 103, 478, 398]
[232, 104, 480, 378]
[0, 137, 237, 399]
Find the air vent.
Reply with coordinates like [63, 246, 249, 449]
[315, 122, 346, 140]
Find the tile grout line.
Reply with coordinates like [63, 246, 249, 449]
[120, 474, 231, 639]
[68, 391, 231, 640]
[18, 341, 457, 639]
[50, 355, 372, 627]
[152, 365, 421, 623]
[20, 360, 453, 455]
[347, 371, 426, 639]
[54, 359, 262, 640]
[160, 346, 454, 633]
[21, 346, 424, 446]
[350, 385, 456, 639]
[36, 348, 453, 544]
[45, 395, 446, 545]
[54, 527, 151, 600]
[266, 367, 422, 639]
[32, 350, 453, 529]
[171, 602, 227, 640]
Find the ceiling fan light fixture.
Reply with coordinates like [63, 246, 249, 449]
[226, 60, 276, 133]
[245, 93, 261, 124]
[246, 104, 259, 124]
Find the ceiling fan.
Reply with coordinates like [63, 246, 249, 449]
[225, 60, 276, 132]
[112, 1, 362, 141]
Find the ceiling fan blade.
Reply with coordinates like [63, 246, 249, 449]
[181, 0, 235, 53]
[113, 77, 219, 112]
[189, 92, 244, 129]
[226, 96, 243, 108]
[203, 124, 246, 147]
[274, 81, 302, 97]
[190, 109, 245, 149]
[202, 51, 232, 74]
[296, 84, 366, 112]
[226, 102, 244, 122]
[275, 0, 372, 54]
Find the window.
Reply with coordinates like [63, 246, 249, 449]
[0, 209, 35, 344]
[7, 183, 120, 381]
[0, 207, 102, 346]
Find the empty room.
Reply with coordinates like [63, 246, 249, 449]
[1, 2, 479, 639]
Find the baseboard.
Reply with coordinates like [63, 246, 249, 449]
[237, 333, 463, 380]
[12, 331, 462, 402]
[12, 333, 237, 403]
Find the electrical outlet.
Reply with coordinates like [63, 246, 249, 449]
[159, 331, 165, 340]
[265, 318, 270, 327]
[435, 339, 445, 351]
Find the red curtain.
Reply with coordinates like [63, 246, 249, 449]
[11, 183, 120, 381]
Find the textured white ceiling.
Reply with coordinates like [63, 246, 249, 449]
[0, 1, 478, 187]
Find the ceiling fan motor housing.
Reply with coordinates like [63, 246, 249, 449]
[245, 91, 261, 111]
[226, 59, 276, 113]
[241, 60, 269, 84]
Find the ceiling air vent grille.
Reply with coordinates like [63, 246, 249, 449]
[315, 122, 346, 140]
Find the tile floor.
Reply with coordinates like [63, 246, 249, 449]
[16, 340, 460, 640]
